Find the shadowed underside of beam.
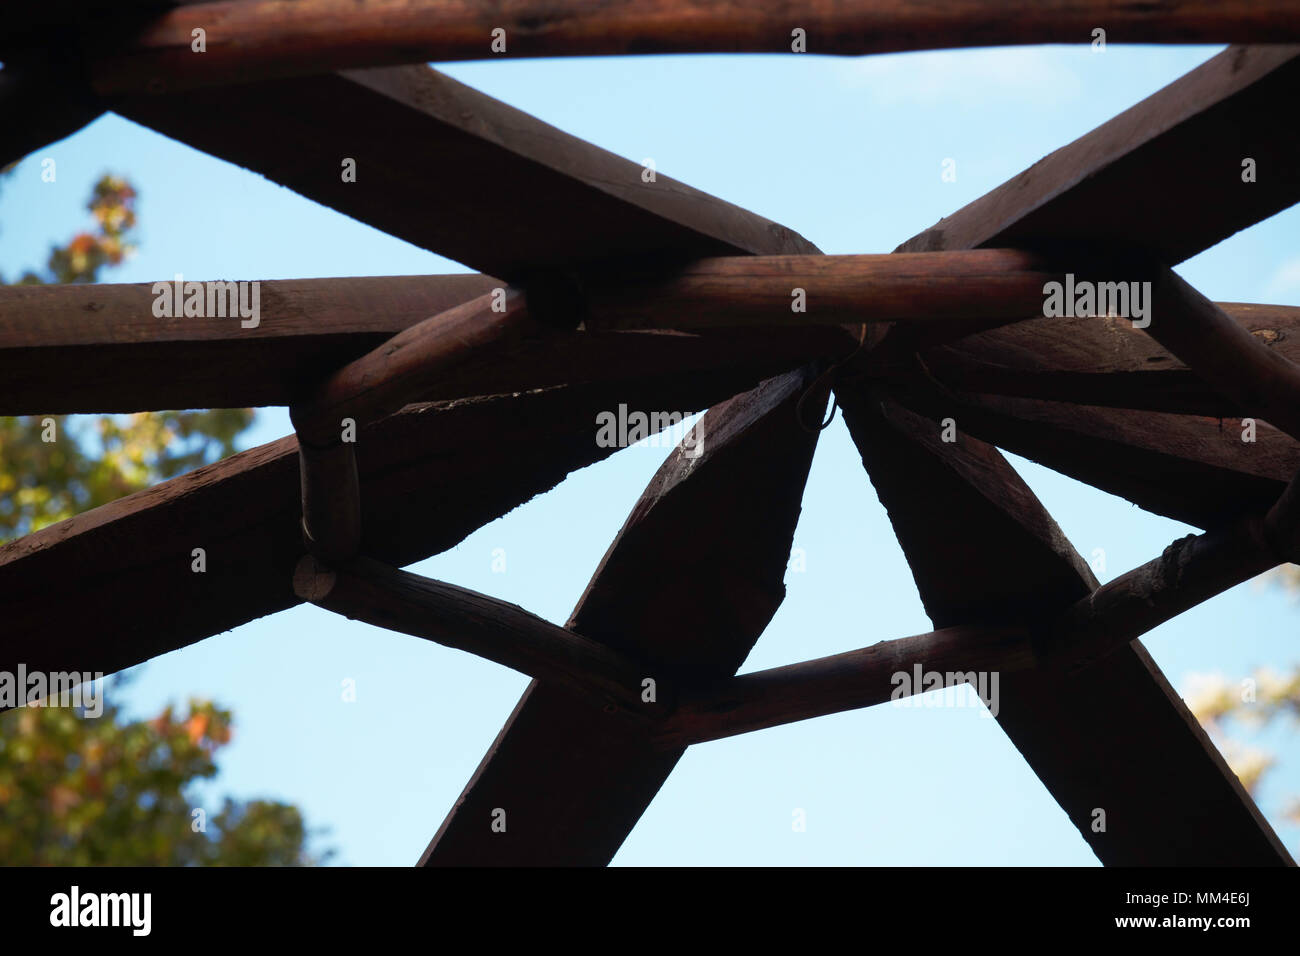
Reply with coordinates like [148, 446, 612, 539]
[421, 366, 825, 866]
[835, 392, 1291, 865]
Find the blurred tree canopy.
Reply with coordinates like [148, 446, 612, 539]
[0, 695, 331, 865]
[0, 169, 327, 864]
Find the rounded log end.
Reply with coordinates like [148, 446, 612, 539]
[293, 553, 337, 603]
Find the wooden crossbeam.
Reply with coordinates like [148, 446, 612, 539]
[0, 366, 776, 685]
[0, 276, 847, 414]
[114, 65, 820, 279]
[1045, 471, 1300, 673]
[654, 626, 1033, 749]
[872, 303, 1300, 417]
[836, 392, 1291, 865]
[48, 0, 1300, 96]
[293, 554, 657, 720]
[896, 45, 1300, 265]
[893, 386, 1300, 530]
[1138, 269, 1300, 441]
[421, 366, 825, 865]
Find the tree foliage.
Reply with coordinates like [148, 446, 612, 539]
[0, 695, 331, 865]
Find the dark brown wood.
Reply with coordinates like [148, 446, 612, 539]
[296, 439, 361, 562]
[1044, 468, 1300, 673]
[291, 289, 534, 445]
[835, 391, 1291, 865]
[421, 365, 825, 866]
[584, 249, 1058, 330]
[115, 64, 821, 281]
[654, 626, 1033, 749]
[890, 385, 1300, 530]
[1139, 269, 1300, 441]
[293, 554, 657, 719]
[871, 303, 1300, 417]
[0, 365, 783, 684]
[0, 45, 104, 168]
[1046, 519, 1276, 676]
[0, 275, 852, 414]
[74, 1, 1300, 95]
[897, 45, 1300, 265]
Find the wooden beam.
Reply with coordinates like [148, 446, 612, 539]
[583, 248, 1058, 331]
[870, 303, 1300, 417]
[653, 626, 1034, 749]
[421, 365, 826, 866]
[896, 45, 1300, 265]
[0, 46, 104, 168]
[293, 554, 658, 720]
[114, 64, 821, 281]
[836, 391, 1291, 865]
[1045, 513, 1291, 675]
[891, 385, 1300, 530]
[291, 289, 534, 444]
[72, 1, 1300, 95]
[1139, 269, 1300, 442]
[0, 365, 781, 683]
[0, 276, 853, 413]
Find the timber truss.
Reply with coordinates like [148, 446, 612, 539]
[3, 2, 1300, 866]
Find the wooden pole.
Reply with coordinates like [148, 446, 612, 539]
[81, 0, 1300, 95]
[293, 554, 659, 720]
[289, 287, 534, 447]
[1140, 267, 1300, 443]
[583, 249, 1060, 331]
[652, 626, 1033, 748]
[1043, 467, 1300, 672]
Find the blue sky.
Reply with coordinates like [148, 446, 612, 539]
[2, 43, 1297, 865]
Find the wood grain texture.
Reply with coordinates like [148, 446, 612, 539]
[72, 1, 1300, 95]
[421, 365, 825, 866]
[583, 248, 1058, 330]
[836, 391, 1291, 865]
